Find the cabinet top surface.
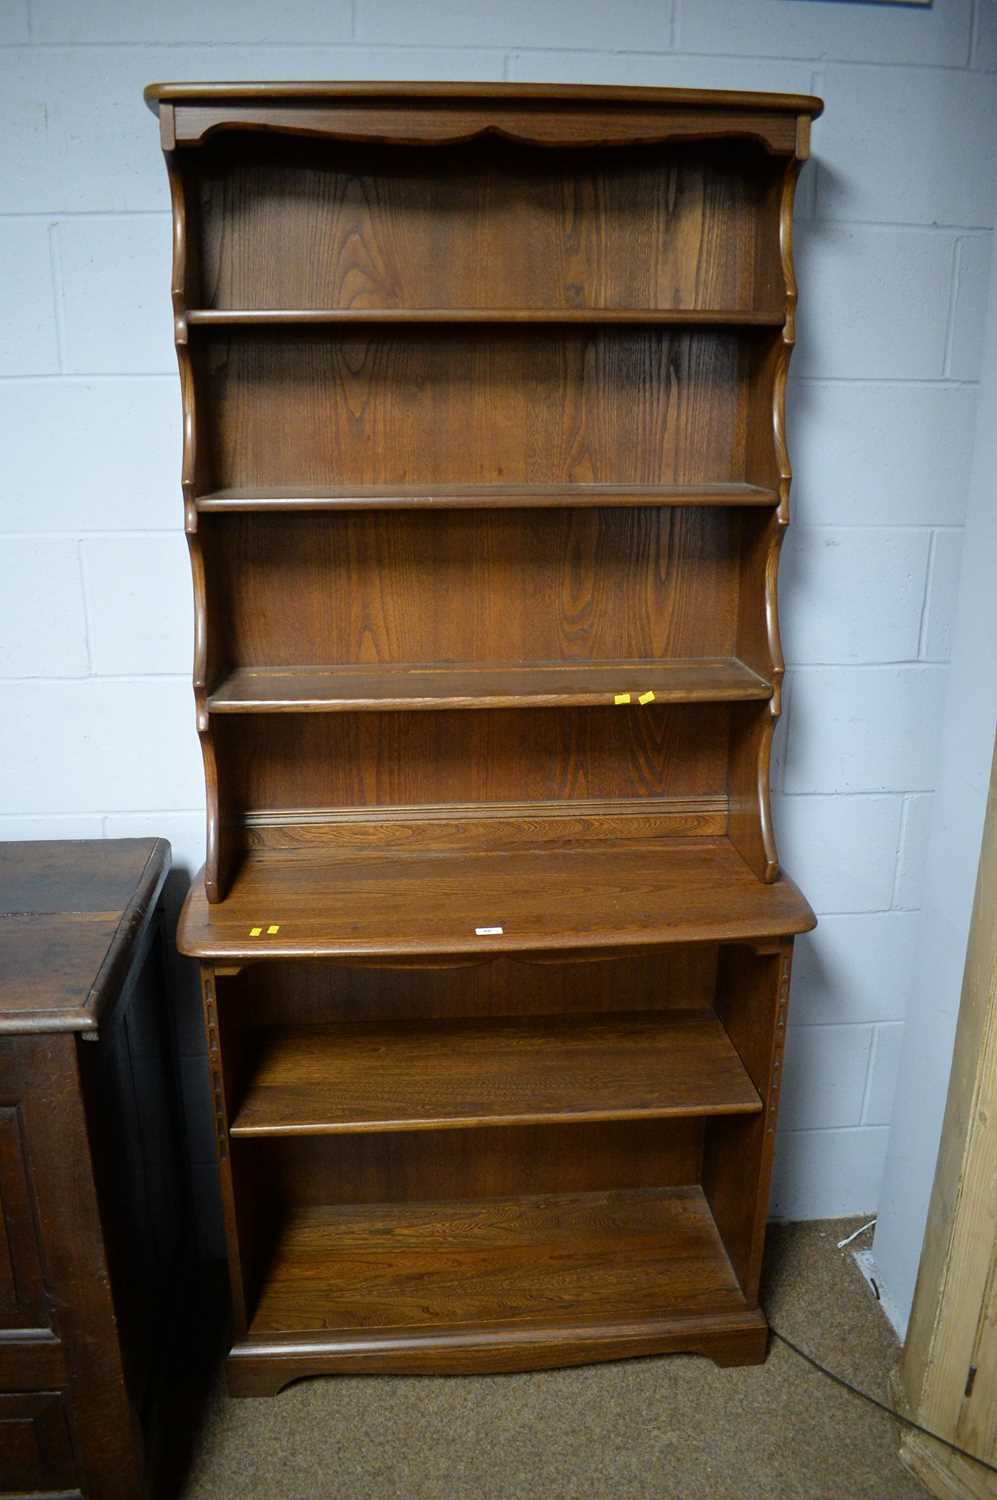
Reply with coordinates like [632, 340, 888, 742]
[0, 838, 170, 1034]
[144, 79, 823, 117]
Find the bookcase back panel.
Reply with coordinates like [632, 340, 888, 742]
[240, 1119, 704, 1208]
[195, 327, 760, 490]
[220, 947, 718, 1026]
[205, 509, 745, 668]
[215, 703, 730, 815]
[191, 139, 782, 315]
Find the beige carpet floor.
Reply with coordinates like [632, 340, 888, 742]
[164, 1218, 930, 1500]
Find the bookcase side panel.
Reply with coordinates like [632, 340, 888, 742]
[166, 153, 234, 900]
[728, 158, 804, 882]
[702, 940, 794, 1299]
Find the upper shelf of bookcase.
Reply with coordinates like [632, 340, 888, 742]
[206, 658, 772, 714]
[185, 308, 785, 328]
[144, 81, 823, 157]
[194, 482, 779, 513]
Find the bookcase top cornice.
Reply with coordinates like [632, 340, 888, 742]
[144, 79, 823, 118]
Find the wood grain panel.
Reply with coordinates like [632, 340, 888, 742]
[243, 797, 729, 852]
[237, 1119, 704, 1209]
[194, 139, 780, 315]
[195, 326, 765, 491]
[215, 703, 730, 814]
[210, 1122, 709, 1345]
[219, 945, 719, 1025]
[204, 508, 750, 670]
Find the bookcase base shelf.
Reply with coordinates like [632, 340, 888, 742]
[226, 1186, 768, 1391]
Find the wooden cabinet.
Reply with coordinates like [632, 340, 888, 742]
[145, 80, 822, 1394]
[0, 839, 182, 1498]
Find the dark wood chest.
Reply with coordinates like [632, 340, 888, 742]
[0, 838, 182, 1499]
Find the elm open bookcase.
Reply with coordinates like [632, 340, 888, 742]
[146, 80, 822, 1393]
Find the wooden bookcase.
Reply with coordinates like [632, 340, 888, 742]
[146, 81, 822, 1394]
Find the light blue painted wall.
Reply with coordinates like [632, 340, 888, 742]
[874, 177, 997, 1335]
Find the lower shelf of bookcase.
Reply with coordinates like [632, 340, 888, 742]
[226, 1186, 767, 1393]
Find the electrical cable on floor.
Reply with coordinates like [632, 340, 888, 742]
[769, 1326, 997, 1478]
